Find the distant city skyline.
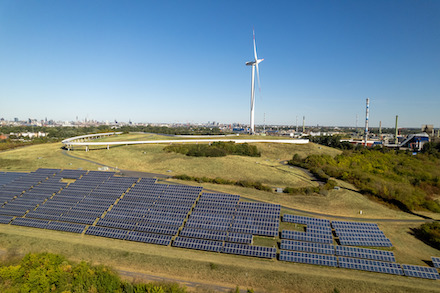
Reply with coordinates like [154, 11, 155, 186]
[1, 1, 439, 128]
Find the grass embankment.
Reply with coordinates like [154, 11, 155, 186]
[71, 141, 336, 189]
[0, 225, 439, 293]
[0, 143, 97, 171]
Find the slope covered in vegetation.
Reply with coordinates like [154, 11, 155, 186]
[0, 252, 186, 293]
[289, 148, 440, 213]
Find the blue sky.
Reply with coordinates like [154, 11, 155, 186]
[0, 1, 439, 128]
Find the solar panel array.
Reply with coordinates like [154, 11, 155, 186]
[281, 214, 333, 244]
[281, 240, 335, 255]
[401, 264, 440, 280]
[281, 230, 333, 244]
[432, 256, 440, 269]
[335, 246, 396, 262]
[338, 257, 403, 275]
[279, 250, 338, 267]
[2, 169, 439, 280]
[332, 221, 392, 247]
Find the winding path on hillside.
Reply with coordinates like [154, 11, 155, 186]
[61, 150, 435, 224]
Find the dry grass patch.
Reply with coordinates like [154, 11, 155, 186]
[0, 143, 96, 171]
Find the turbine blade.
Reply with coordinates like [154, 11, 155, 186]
[256, 62, 261, 92]
[253, 29, 258, 61]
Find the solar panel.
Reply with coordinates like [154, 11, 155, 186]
[126, 231, 172, 246]
[281, 230, 333, 244]
[281, 240, 335, 255]
[222, 242, 276, 259]
[85, 226, 128, 240]
[283, 214, 330, 226]
[0, 215, 13, 224]
[338, 257, 403, 275]
[401, 264, 440, 280]
[279, 250, 337, 267]
[46, 221, 86, 233]
[11, 218, 49, 229]
[172, 236, 223, 252]
[336, 246, 395, 262]
[431, 256, 440, 269]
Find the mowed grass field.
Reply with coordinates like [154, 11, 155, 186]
[0, 225, 439, 293]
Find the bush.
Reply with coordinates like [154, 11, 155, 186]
[413, 222, 440, 250]
[164, 142, 261, 157]
[0, 253, 187, 293]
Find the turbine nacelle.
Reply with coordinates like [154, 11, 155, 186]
[245, 58, 264, 66]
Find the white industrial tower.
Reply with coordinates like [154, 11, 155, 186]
[246, 29, 264, 134]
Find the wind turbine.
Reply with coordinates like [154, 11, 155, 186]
[246, 28, 264, 135]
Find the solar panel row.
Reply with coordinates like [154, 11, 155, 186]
[279, 250, 338, 267]
[283, 214, 331, 227]
[431, 256, 440, 269]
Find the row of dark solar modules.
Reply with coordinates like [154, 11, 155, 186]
[172, 237, 276, 258]
[186, 193, 281, 238]
[97, 180, 202, 231]
[279, 251, 440, 280]
[333, 221, 392, 248]
[432, 257, 440, 269]
[280, 240, 396, 262]
[5, 213, 439, 281]
[282, 214, 393, 247]
[25, 172, 137, 225]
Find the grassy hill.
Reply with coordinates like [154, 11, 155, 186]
[0, 134, 439, 292]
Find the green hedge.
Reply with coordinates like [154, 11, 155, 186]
[164, 142, 261, 157]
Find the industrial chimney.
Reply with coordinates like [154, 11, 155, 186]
[364, 98, 369, 147]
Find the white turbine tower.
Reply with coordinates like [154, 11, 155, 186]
[246, 29, 263, 135]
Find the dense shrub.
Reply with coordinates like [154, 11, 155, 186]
[0, 253, 187, 293]
[288, 149, 440, 213]
[413, 222, 440, 250]
[164, 142, 261, 157]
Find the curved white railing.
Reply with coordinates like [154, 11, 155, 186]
[62, 132, 309, 151]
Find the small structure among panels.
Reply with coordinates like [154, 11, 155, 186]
[401, 264, 440, 280]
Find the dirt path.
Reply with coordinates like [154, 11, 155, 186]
[117, 269, 242, 292]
